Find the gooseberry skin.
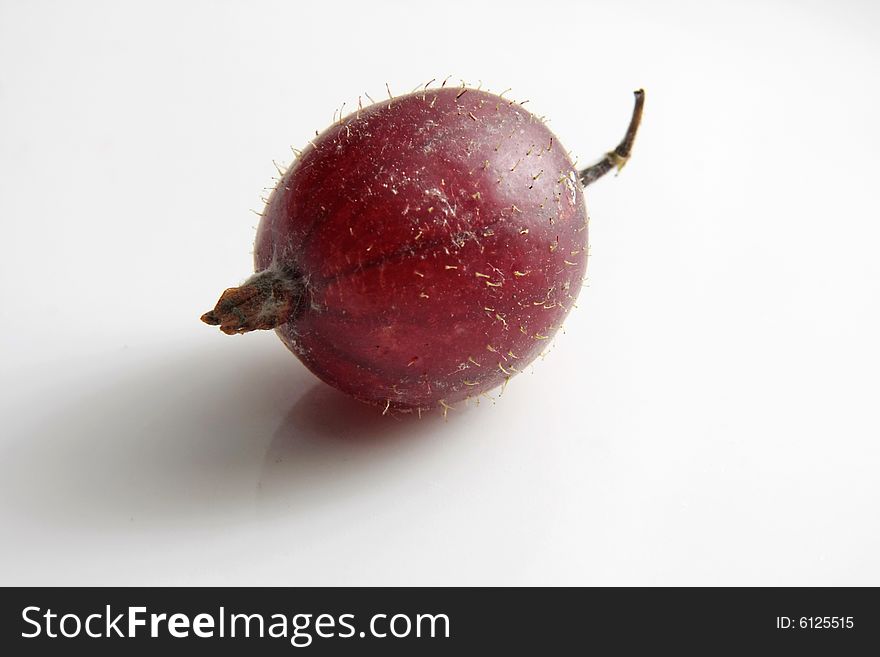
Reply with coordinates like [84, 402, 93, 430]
[251, 88, 587, 411]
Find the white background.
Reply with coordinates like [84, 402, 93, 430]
[1, 0, 878, 586]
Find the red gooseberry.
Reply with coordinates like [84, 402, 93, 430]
[203, 85, 644, 415]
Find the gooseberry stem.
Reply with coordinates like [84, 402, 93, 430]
[579, 89, 645, 188]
